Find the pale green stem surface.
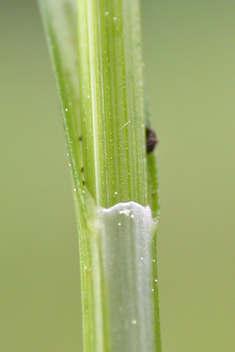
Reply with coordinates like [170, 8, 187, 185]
[77, 0, 147, 208]
[38, 0, 161, 351]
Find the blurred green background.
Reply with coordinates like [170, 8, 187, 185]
[1, 1, 234, 351]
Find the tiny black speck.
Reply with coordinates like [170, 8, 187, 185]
[146, 125, 158, 154]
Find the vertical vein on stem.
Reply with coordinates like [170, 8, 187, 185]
[87, 0, 101, 205]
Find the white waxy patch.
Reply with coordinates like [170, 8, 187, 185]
[119, 209, 131, 216]
[95, 201, 157, 352]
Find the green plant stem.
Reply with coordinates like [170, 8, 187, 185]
[38, 0, 161, 351]
[77, 0, 147, 208]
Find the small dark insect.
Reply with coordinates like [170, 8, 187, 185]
[146, 125, 158, 154]
[78, 135, 82, 141]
